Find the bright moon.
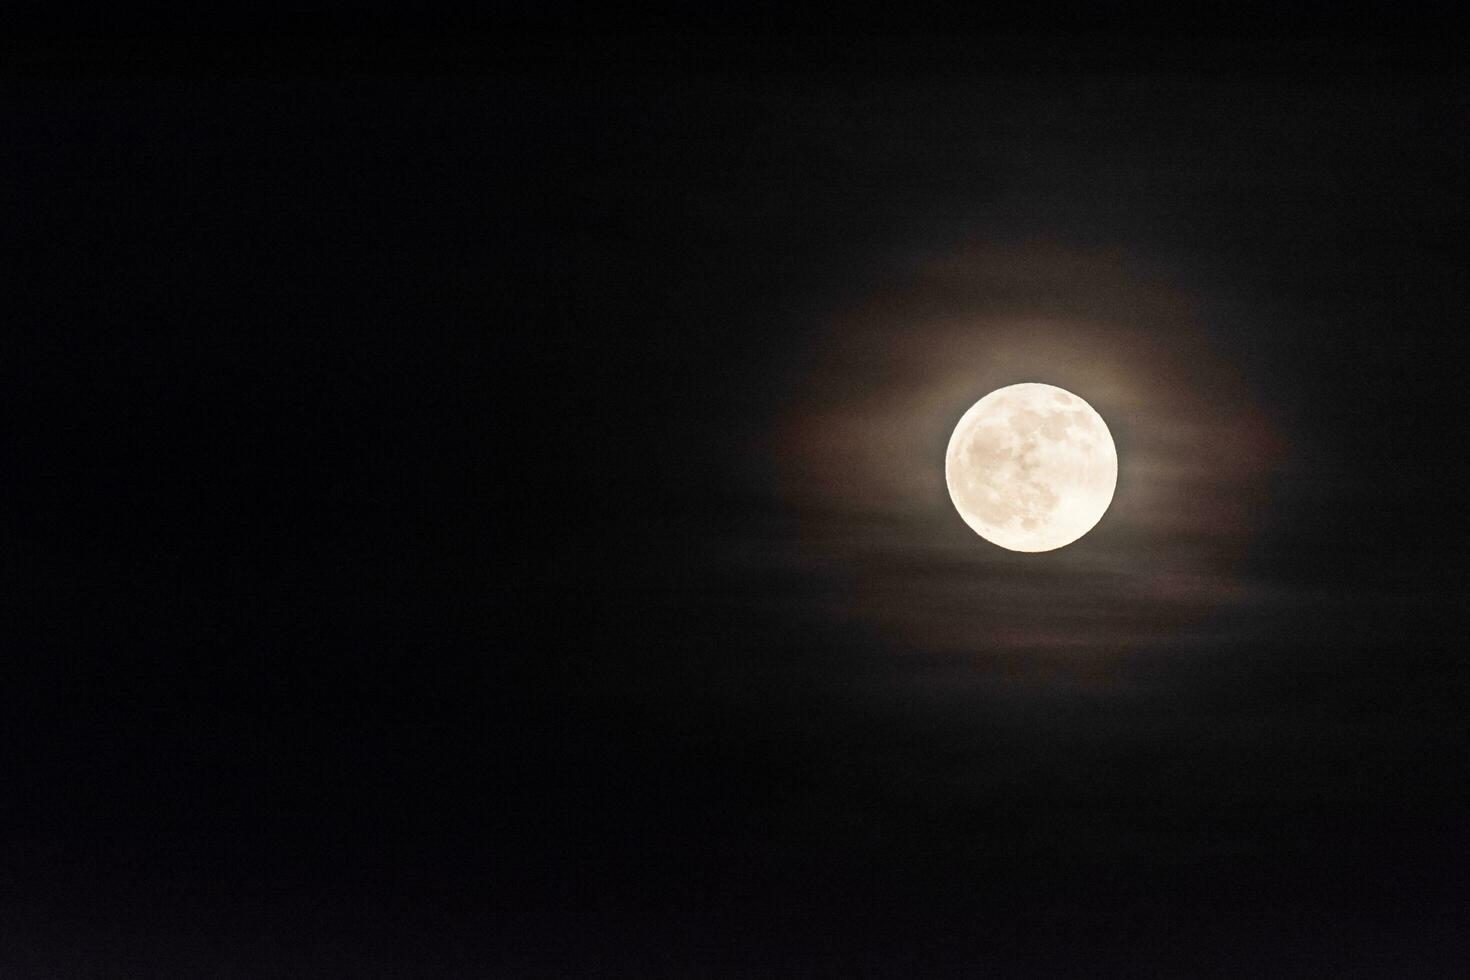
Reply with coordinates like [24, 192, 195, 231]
[945, 383, 1117, 552]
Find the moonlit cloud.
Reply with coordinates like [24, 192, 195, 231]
[749, 242, 1289, 672]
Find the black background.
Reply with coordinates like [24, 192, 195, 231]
[4, 14, 1470, 977]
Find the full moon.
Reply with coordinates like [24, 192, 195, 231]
[945, 383, 1117, 552]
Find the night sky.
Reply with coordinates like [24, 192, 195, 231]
[5, 18, 1470, 977]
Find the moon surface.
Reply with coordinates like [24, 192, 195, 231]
[945, 383, 1117, 552]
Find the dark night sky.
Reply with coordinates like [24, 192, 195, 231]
[4, 16, 1470, 977]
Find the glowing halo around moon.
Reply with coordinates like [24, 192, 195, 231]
[945, 383, 1118, 552]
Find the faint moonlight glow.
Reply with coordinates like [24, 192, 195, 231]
[945, 383, 1117, 552]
